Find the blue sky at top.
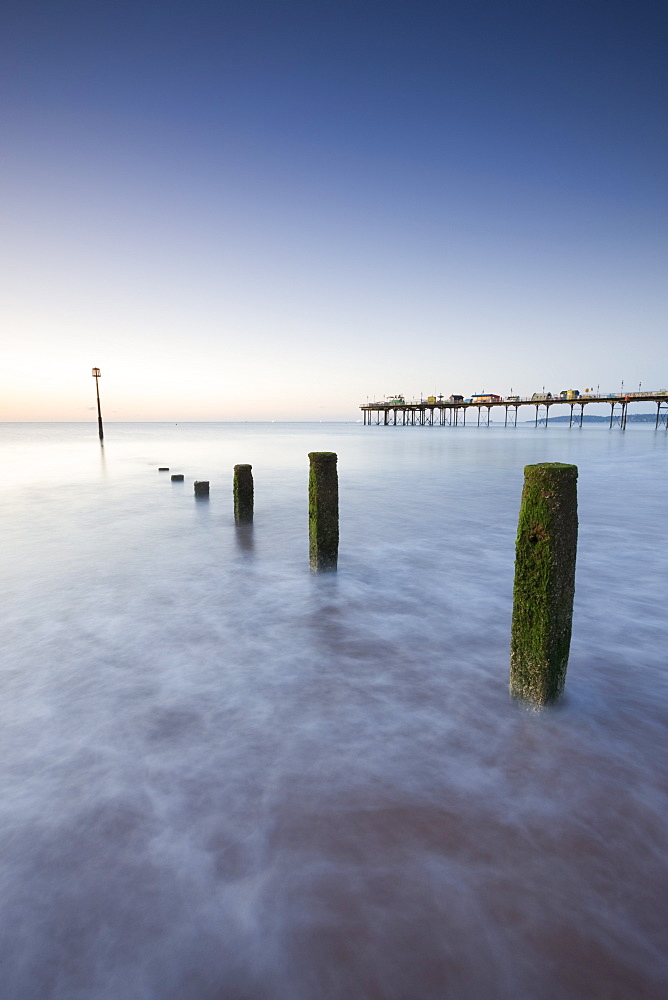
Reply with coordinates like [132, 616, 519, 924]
[1, 0, 666, 419]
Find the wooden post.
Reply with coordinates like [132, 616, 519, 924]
[510, 463, 578, 707]
[308, 452, 338, 572]
[194, 481, 209, 497]
[233, 464, 253, 523]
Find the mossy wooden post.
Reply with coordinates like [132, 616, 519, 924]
[233, 464, 253, 523]
[510, 463, 578, 706]
[308, 452, 338, 572]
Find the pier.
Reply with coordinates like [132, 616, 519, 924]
[361, 392, 668, 429]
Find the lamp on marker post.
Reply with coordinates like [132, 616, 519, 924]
[92, 368, 104, 441]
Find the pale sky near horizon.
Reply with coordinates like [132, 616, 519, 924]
[1, 0, 666, 421]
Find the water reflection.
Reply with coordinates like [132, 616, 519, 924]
[235, 523, 255, 552]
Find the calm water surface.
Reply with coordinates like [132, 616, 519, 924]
[1, 422, 667, 999]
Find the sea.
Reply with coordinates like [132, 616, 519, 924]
[1, 421, 666, 1000]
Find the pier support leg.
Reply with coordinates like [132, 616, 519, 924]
[510, 463, 578, 707]
[233, 464, 253, 523]
[580, 404, 584, 427]
[610, 403, 615, 428]
[308, 452, 339, 572]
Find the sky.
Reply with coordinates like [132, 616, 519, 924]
[1, 0, 666, 421]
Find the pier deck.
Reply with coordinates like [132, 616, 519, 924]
[360, 393, 668, 429]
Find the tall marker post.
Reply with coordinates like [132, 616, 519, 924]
[92, 367, 104, 441]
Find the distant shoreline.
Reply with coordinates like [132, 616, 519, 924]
[526, 413, 659, 424]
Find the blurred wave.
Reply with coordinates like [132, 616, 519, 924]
[0, 422, 666, 999]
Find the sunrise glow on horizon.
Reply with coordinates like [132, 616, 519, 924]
[1, 1, 666, 422]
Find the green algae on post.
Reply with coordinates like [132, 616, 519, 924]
[308, 452, 339, 572]
[233, 464, 253, 523]
[510, 462, 578, 707]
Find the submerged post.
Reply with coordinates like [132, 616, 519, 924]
[510, 463, 578, 707]
[92, 367, 104, 441]
[308, 452, 338, 571]
[233, 464, 253, 523]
